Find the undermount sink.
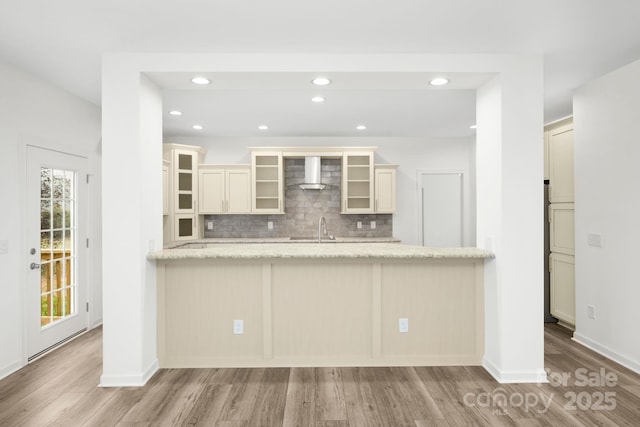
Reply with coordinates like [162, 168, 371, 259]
[289, 236, 337, 242]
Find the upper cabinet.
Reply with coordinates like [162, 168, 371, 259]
[374, 165, 398, 213]
[174, 148, 199, 214]
[547, 121, 574, 203]
[199, 165, 252, 214]
[251, 151, 284, 214]
[342, 151, 375, 214]
[163, 144, 207, 241]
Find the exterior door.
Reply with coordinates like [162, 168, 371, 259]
[26, 146, 89, 359]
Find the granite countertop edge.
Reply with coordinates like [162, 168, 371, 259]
[148, 242, 494, 261]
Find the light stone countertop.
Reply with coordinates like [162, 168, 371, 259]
[149, 242, 494, 261]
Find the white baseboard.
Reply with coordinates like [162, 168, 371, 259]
[0, 360, 24, 382]
[572, 333, 640, 375]
[483, 358, 548, 383]
[99, 358, 159, 388]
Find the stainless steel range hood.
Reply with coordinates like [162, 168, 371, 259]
[299, 156, 326, 190]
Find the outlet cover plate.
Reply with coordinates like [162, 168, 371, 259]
[233, 319, 244, 334]
[0, 240, 8, 255]
[588, 233, 602, 247]
[399, 318, 409, 333]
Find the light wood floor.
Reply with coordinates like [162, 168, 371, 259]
[1, 324, 639, 426]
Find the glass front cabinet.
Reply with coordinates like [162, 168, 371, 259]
[163, 144, 207, 242]
[251, 151, 284, 214]
[342, 151, 375, 213]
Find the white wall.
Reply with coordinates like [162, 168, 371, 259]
[0, 61, 102, 380]
[573, 59, 640, 373]
[169, 135, 476, 246]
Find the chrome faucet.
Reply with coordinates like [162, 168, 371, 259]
[318, 216, 327, 243]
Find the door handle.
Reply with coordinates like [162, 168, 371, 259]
[30, 263, 40, 270]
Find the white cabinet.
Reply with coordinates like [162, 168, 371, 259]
[549, 203, 574, 255]
[550, 253, 575, 327]
[545, 119, 575, 328]
[163, 144, 206, 242]
[374, 165, 397, 213]
[251, 151, 284, 214]
[548, 122, 574, 203]
[342, 152, 374, 213]
[199, 165, 251, 214]
[174, 214, 198, 241]
[174, 148, 199, 214]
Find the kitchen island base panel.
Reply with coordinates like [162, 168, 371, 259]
[157, 259, 484, 368]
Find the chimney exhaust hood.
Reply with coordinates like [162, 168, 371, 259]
[299, 156, 326, 190]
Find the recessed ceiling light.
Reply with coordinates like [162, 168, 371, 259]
[258, 125, 269, 130]
[191, 76, 210, 85]
[169, 110, 182, 116]
[470, 125, 477, 129]
[192, 124, 203, 130]
[356, 125, 367, 130]
[429, 77, 449, 86]
[311, 96, 325, 103]
[312, 77, 331, 86]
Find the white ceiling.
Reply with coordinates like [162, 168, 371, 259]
[152, 72, 491, 138]
[1, 0, 640, 138]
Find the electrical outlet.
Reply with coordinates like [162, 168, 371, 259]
[0, 240, 8, 255]
[267, 221, 273, 230]
[588, 233, 602, 247]
[207, 221, 214, 230]
[233, 319, 244, 335]
[148, 240, 155, 252]
[399, 318, 409, 333]
[357, 221, 362, 229]
[370, 221, 376, 229]
[587, 305, 596, 319]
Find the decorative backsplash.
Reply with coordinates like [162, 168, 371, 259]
[203, 158, 392, 238]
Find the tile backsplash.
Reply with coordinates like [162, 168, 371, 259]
[203, 158, 392, 238]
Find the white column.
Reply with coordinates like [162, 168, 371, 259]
[100, 58, 162, 386]
[477, 58, 546, 382]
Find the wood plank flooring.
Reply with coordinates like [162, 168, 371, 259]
[1, 324, 639, 426]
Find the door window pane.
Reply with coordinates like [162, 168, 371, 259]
[40, 167, 76, 329]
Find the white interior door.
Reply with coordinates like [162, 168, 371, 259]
[420, 172, 463, 247]
[26, 146, 89, 359]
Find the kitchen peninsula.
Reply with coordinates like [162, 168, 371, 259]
[149, 243, 493, 368]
